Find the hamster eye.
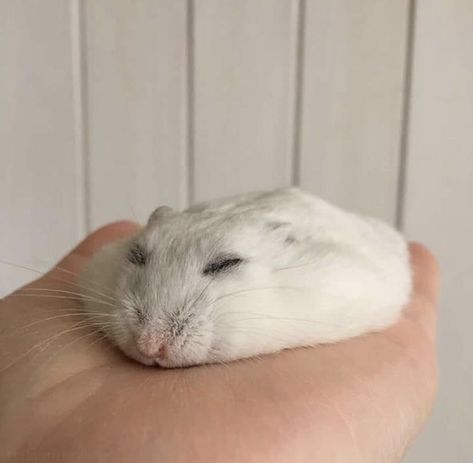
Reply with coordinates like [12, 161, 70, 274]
[203, 256, 243, 276]
[127, 244, 147, 266]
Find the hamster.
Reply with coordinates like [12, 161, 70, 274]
[79, 187, 411, 368]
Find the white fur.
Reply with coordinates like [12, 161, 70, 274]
[80, 188, 411, 368]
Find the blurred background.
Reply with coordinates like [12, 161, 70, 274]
[1, 1, 472, 460]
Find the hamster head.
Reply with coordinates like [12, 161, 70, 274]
[101, 205, 301, 368]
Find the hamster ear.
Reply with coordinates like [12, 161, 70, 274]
[148, 206, 175, 226]
[265, 221, 296, 245]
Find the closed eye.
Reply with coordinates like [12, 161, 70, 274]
[203, 256, 244, 276]
[127, 244, 147, 266]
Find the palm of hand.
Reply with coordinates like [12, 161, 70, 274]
[0, 222, 438, 463]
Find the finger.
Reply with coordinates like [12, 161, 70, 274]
[68, 221, 141, 259]
[48, 221, 141, 281]
[405, 242, 440, 340]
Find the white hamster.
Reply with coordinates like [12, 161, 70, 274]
[80, 187, 411, 368]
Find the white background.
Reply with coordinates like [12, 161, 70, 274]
[1, 1, 472, 460]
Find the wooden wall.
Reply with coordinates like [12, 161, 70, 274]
[1, 1, 472, 460]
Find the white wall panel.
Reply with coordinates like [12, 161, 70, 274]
[192, 0, 299, 202]
[2, 3, 473, 459]
[0, 0, 82, 296]
[403, 1, 473, 461]
[84, 0, 188, 227]
[299, 0, 410, 224]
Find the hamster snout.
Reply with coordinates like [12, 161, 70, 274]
[132, 331, 210, 368]
[115, 285, 218, 368]
[136, 331, 168, 361]
[80, 188, 412, 368]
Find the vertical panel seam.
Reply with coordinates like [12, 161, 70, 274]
[291, 0, 306, 187]
[396, 0, 417, 231]
[71, 0, 91, 235]
[186, 0, 195, 206]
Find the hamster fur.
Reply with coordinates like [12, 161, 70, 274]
[79, 188, 411, 368]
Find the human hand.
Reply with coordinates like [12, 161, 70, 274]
[0, 222, 438, 462]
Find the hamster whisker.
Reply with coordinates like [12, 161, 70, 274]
[0, 312, 97, 340]
[79, 311, 116, 318]
[40, 331, 102, 360]
[0, 258, 53, 277]
[274, 260, 318, 272]
[215, 311, 346, 327]
[18, 286, 106, 299]
[9, 292, 117, 308]
[182, 277, 215, 315]
[0, 259, 118, 302]
[0, 322, 104, 373]
[8, 293, 82, 301]
[16, 287, 116, 308]
[208, 285, 306, 309]
[213, 325, 308, 346]
[72, 321, 117, 332]
[52, 264, 118, 300]
[32, 330, 109, 372]
[64, 278, 117, 303]
[78, 330, 113, 354]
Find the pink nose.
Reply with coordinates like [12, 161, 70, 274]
[137, 342, 168, 360]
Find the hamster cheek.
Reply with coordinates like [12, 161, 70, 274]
[211, 291, 288, 362]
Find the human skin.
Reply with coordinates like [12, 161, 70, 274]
[0, 222, 439, 463]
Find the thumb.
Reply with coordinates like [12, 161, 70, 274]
[406, 242, 440, 342]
